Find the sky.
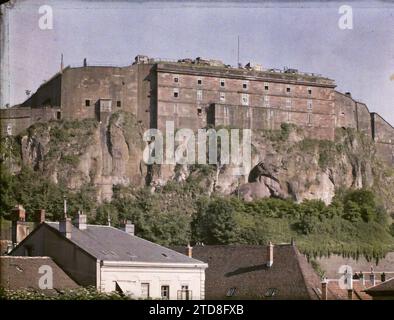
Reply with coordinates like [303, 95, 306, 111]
[2, 0, 394, 125]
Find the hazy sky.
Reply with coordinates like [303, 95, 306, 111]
[2, 0, 394, 125]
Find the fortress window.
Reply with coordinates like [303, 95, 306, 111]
[197, 90, 203, 101]
[197, 107, 202, 116]
[220, 92, 226, 102]
[85, 99, 91, 107]
[197, 78, 202, 85]
[220, 79, 225, 87]
[308, 113, 312, 126]
[173, 88, 179, 98]
[117, 101, 121, 107]
[264, 82, 269, 91]
[307, 100, 313, 110]
[286, 87, 291, 93]
[308, 88, 312, 95]
[241, 93, 249, 106]
[174, 76, 179, 83]
[264, 95, 270, 107]
[56, 112, 61, 120]
[243, 82, 248, 90]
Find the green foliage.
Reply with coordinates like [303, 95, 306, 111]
[0, 166, 96, 221]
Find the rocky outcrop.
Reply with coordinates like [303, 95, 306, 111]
[8, 117, 394, 213]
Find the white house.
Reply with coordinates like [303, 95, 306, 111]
[10, 211, 207, 300]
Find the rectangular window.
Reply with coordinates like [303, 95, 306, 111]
[307, 100, 313, 110]
[161, 285, 170, 300]
[85, 99, 90, 107]
[264, 82, 269, 91]
[243, 82, 248, 90]
[220, 92, 225, 102]
[220, 79, 225, 87]
[173, 88, 179, 98]
[197, 107, 202, 116]
[264, 96, 270, 107]
[141, 283, 150, 299]
[174, 76, 179, 83]
[117, 100, 121, 107]
[197, 90, 202, 101]
[241, 93, 249, 106]
[286, 87, 291, 93]
[180, 285, 190, 300]
[197, 78, 202, 85]
[308, 87, 312, 95]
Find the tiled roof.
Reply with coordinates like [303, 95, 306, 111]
[364, 277, 394, 294]
[326, 280, 376, 300]
[0, 256, 78, 292]
[45, 222, 204, 265]
[172, 244, 322, 300]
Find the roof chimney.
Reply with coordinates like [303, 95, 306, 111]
[120, 220, 135, 236]
[11, 205, 29, 246]
[34, 209, 46, 224]
[321, 278, 328, 300]
[59, 217, 72, 239]
[347, 289, 353, 300]
[74, 211, 87, 230]
[187, 243, 193, 258]
[359, 271, 365, 286]
[266, 241, 274, 268]
[370, 269, 376, 286]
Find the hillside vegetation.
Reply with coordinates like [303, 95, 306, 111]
[1, 116, 393, 260]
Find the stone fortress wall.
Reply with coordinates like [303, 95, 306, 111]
[1, 55, 393, 165]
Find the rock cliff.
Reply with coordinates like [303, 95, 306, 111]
[6, 113, 394, 214]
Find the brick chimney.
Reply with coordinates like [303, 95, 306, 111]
[11, 205, 29, 246]
[59, 217, 72, 239]
[266, 241, 274, 268]
[120, 220, 135, 236]
[359, 271, 365, 286]
[347, 289, 353, 300]
[370, 269, 376, 286]
[187, 244, 193, 258]
[321, 278, 328, 300]
[73, 211, 87, 230]
[34, 209, 46, 225]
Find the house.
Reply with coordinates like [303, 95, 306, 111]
[172, 242, 326, 300]
[364, 277, 394, 300]
[9, 210, 208, 300]
[0, 256, 79, 294]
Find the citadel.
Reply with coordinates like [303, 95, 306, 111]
[1, 54, 393, 165]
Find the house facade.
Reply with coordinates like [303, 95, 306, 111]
[10, 212, 207, 300]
